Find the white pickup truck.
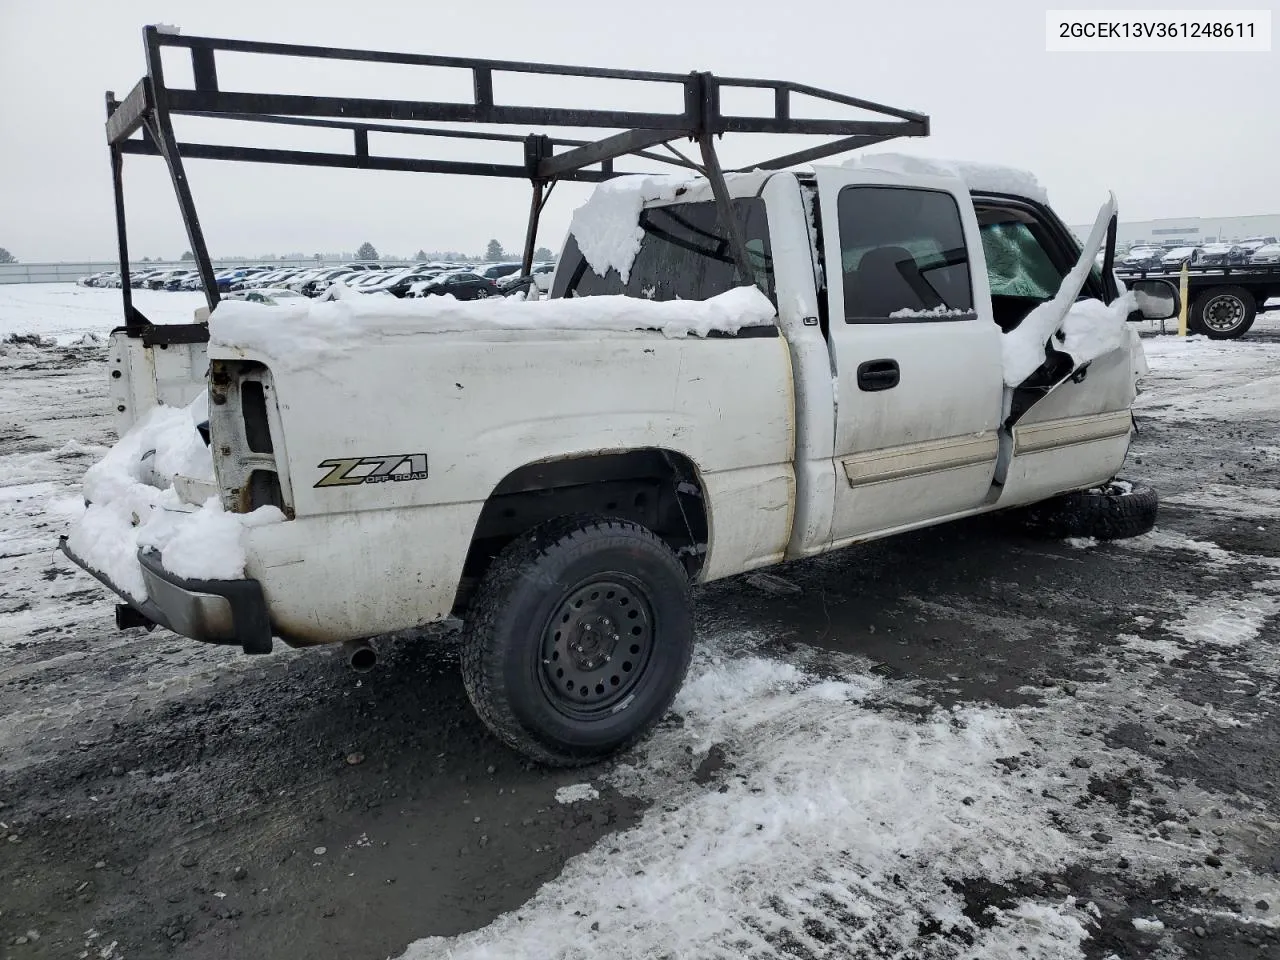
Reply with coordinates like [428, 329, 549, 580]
[64, 155, 1177, 765]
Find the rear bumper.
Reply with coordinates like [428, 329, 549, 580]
[58, 538, 273, 654]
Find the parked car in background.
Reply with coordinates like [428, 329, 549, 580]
[225, 287, 305, 305]
[349, 267, 431, 295]
[76, 262, 545, 297]
[1119, 246, 1164, 270]
[1160, 246, 1201, 270]
[1239, 236, 1278, 255]
[232, 268, 304, 290]
[163, 271, 199, 291]
[408, 272, 498, 300]
[496, 261, 556, 291]
[1197, 243, 1248, 267]
[129, 269, 164, 289]
[474, 262, 523, 280]
[385, 266, 444, 297]
[164, 270, 197, 289]
[1250, 243, 1280, 265]
[291, 268, 349, 295]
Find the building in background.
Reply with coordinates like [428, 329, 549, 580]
[1070, 214, 1280, 250]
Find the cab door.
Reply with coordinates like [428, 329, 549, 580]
[985, 194, 1144, 506]
[813, 166, 1004, 546]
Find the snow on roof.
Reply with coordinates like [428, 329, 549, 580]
[842, 153, 1050, 205]
[209, 285, 777, 370]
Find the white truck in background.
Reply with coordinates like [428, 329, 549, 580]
[65, 32, 1179, 764]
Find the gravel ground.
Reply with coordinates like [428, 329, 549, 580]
[1, 307, 1279, 959]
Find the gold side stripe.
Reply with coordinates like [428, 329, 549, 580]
[841, 433, 998, 488]
[1013, 410, 1133, 455]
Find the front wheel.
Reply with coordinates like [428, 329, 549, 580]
[1015, 479, 1158, 541]
[1190, 286, 1257, 339]
[460, 517, 693, 766]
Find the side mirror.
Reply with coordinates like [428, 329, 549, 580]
[1127, 278, 1178, 321]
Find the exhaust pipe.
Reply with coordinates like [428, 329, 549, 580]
[343, 639, 377, 673]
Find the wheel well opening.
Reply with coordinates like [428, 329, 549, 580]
[453, 449, 708, 614]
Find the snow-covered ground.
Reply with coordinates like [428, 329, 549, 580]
[0, 283, 205, 344]
[2, 284, 1280, 959]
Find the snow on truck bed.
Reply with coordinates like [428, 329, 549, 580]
[209, 284, 777, 368]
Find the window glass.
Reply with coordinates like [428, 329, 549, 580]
[979, 221, 1064, 299]
[552, 198, 774, 302]
[837, 186, 973, 321]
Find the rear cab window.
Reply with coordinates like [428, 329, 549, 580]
[552, 198, 775, 304]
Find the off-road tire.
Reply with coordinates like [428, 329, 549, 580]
[1189, 286, 1257, 340]
[460, 516, 693, 767]
[1016, 480, 1158, 541]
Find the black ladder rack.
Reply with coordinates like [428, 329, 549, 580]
[106, 25, 929, 335]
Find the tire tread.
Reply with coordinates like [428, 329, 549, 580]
[1017, 480, 1158, 541]
[460, 516, 690, 767]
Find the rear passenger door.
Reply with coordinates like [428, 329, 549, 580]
[814, 167, 1004, 545]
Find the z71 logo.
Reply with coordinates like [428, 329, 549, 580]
[314, 454, 429, 488]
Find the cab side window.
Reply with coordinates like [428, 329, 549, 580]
[837, 186, 974, 322]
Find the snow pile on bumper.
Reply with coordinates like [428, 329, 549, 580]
[65, 393, 283, 601]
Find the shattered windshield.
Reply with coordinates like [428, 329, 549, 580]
[979, 221, 1064, 300]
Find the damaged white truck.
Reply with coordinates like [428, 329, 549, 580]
[64, 29, 1178, 764]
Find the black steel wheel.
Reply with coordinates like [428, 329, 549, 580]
[1190, 286, 1257, 340]
[539, 577, 655, 719]
[460, 517, 693, 766]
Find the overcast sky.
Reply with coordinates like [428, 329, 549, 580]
[1, 0, 1276, 262]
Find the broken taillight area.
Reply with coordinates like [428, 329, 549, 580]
[208, 360, 295, 517]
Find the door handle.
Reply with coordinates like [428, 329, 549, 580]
[856, 359, 900, 392]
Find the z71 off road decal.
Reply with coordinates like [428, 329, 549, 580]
[314, 454, 429, 488]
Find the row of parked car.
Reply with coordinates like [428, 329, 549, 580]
[1117, 236, 1280, 272]
[78, 259, 558, 302]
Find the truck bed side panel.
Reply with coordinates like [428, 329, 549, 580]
[217, 330, 795, 642]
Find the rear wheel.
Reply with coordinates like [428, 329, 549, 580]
[1015, 479, 1158, 541]
[1190, 286, 1257, 339]
[460, 517, 693, 766]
